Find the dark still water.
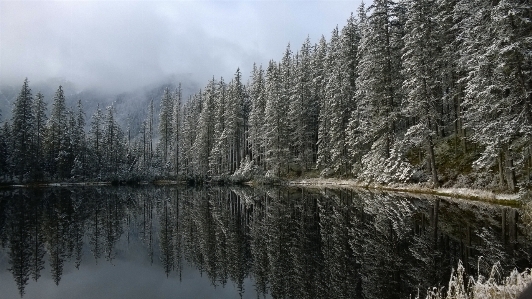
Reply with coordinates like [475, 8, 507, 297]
[0, 186, 530, 299]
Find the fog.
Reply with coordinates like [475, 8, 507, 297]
[1, 0, 361, 95]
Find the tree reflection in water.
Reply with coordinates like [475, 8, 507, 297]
[0, 186, 530, 298]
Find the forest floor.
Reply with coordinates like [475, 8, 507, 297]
[287, 178, 522, 206]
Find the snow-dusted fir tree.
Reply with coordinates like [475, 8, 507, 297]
[321, 14, 361, 176]
[248, 64, 267, 169]
[338, 13, 362, 174]
[434, 0, 465, 150]
[11, 78, 34, 180]
[193, 82, 216, 176]
[402, 0, 441, 187]
[264, 60, 288, 176]
[88, 104, 104, 177]
[171, 84, 182, 176]
[33, 92, 47, 176]
[460, 0, 532, 191]
[102, 105, 125, 175]
[313, 36, 329, 170]
[147, 99, 155, 170]
[158, 87, 174, 169]
[349, 0, 406, 182]
[224, 69, 246, 174]
[0, 122, 11, 179]
[318, 27, 342, 176]
[209, 78, 227, 176]
[180, 93, 202, 177]
[279, 47, 293, 174]
[289, 38, 314, 171]
[70, 100, 86, 177]
[346, 3, 368, 169]
[45, 86, 70, 178]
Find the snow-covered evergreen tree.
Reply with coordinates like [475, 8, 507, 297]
[158, 87, 174, 169]
[318, 27, 342, 176]
[210, 78, 228, 176]
[401, 0, 442, 187]
[225, 69, 246, 174]
[349, 0, 406, 182]
[313, 36, 330, 170]
[33, 92, 47, 177]
[0, 122, 10, 180]
[248, 64, 267, 169]
[264, 60, 289, 176]
[289, 38, 314, 172]
[320, 14, 361, 176]
[88, 104, 104, 177]
[346, 3, 368, 170]
[460, 0, 532, 191]
[147, 99, 155, 170]
[102, 106, 125, 175]
[181, 94, 201, 177]
[11, 78, 35, 180]
[44, 86, 70, 179]
[70, 100, 86, 177]
[338, 14, 362, 175]
[171, 84, 182, 176]
[434, 0, 465, 149]
[193, 82, 216, 177]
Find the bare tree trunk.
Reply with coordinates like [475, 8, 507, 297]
[427, 135, 439, 188]
[498, 152, 506, 189]
[505, 150, 516, 192]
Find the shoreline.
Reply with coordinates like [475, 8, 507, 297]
[1, 178, 524, 206]
[287, 178, 522, 206]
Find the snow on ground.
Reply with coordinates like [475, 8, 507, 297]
[288, 178, 521, 203]
[435, 187, 519, 201]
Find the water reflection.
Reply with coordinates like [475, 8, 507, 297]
[0, 187, 530, 298]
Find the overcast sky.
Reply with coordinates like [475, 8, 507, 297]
[1, 0, 362, 94]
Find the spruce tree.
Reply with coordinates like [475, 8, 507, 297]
[210, 78, 228, 176]
[402, 0, 441, 187]
[44, 86, 69, 179]
[193, 82, 216, 177]
[33, 92, 47, 177]
[248, 64, 267, 169]
[313, 36, 329, 170]
[181, 94, 202, 177]
[289, 38, 314, 172]
[350, 0, 405, 181]
[158, 87, 174, 169]
[171, 84, 182, 177]
[102, 106, 124, 175]
[264, 60, 288, 176]
[71, 100, 86, 177]
[11, 78, 34, 181]
[0, 122, 12, 180]
[88, 104, 104, 177]
[460, 0, 532, 191]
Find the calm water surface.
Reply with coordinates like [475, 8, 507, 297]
[0, 186, 530, 299]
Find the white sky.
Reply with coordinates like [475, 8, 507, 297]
[0, 0, 363, 94]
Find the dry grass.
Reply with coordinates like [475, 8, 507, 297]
[417, 261, 532, 299]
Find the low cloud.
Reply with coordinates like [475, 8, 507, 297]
[1, 0, 360, 94]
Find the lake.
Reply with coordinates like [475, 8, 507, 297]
[0, 186, 530, 299]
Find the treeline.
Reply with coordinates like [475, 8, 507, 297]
[0, 81, 129, 182]
[1, 0, 531, 190]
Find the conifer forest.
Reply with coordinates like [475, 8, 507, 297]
[2, 1, 532, 298]
[1, 0, 531, 192]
